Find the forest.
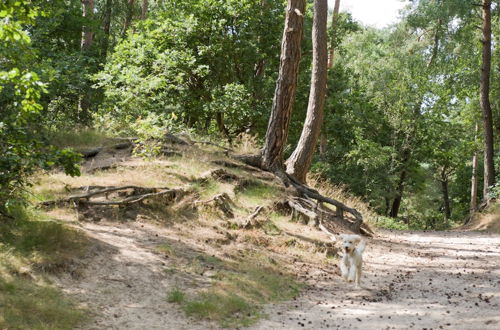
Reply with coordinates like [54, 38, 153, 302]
[1, 0, 498, 227]
[0, 0, 499, 329]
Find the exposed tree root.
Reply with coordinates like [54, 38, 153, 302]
[200, 168, 239, 183]
[242, 205, 266, 228]
[39, 186, 186, 209]
[194, 193, 235, 218]
[233, 154, 369, 236]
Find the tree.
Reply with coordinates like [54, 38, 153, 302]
[320, 0, 340, 156]
[80, 0, 94, 51]
[261, 0, 306, 171]
[141, 0, 148, 20]
[286, 0, 328, 183]
[479, 0, 495, 202]
[123, 0, 135, 35]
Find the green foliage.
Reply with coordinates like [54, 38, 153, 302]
[0, 1, 80, 214]
[95, 0, 284, 135]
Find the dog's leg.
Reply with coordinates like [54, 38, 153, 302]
[348, 264, 356, 282]
[340, 257, 349, 281]
[355, 262, 362, 287]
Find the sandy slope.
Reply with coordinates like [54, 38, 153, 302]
[55, 219, 500, 330]
[251, 230, 500, 330]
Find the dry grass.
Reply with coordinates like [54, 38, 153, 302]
[0, 209, 89, 329]
[307, 173, 376, 223]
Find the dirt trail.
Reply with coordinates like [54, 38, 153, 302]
[251, 230, 500, 330]
[56, 220, 500, 330]
[56, 221, 216, 330]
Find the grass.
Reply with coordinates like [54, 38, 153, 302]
[236, 180, 280, 207]
[0, 277, 87, 329]
[167, 288, 186, 303]
[169, 253, 302, 328]
[0, 207, 89, 329]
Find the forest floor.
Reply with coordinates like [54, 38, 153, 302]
[31, 136, 500, 330]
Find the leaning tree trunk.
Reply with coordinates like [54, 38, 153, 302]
[480, 0, 495, 202]
[261, 0, 306, 171]
[470, 123, 479, 214]
[319, 0, 341, 157]
[286, 0, 328, 183]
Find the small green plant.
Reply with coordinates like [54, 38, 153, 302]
[167, 288, 185, 303]
[373, 216, 409, 230]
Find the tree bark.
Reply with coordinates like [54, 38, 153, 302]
[261, 0, 306, 171]
[123, 0, 135, 35]
[286, 0, 328, 183]
[102, 0, 112, 58]
[470, 123, 479, 214]
[141, 0, 148, 19]
[440, 168, 451, 220]
[327, 0, 340, 69]
[480, 0, 495, 202]
[81, 0, 94, 51]
[79, 0, 94, 123]
[390, 167, 407, 218]
[319, 0, 340, 157]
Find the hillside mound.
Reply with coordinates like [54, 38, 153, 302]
[461, 202, 500, 233]
[30, 133, 373, 328]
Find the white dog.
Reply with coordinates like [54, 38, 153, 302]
[339, 234, 366, 287]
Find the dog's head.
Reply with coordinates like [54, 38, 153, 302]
[340, 234, 361, 254]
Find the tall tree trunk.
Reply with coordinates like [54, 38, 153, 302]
[261, 0, 305, 171]
[480, 0, 495, 202]
[81, 0, 94, 51]
[123, 0, 135, 35]
[102, 0, 112, 58]
[215, 112, 230, 140]
[79, 0, 94, 123]
[327, 0, 340, 69]
[141, 0, 148, 19]
[470, 123, 479, 214]
[440, 168, 451, 220]
[319, 0, 340, 157]
[390, 168, 407, 218]
[286, 0, 328, 183]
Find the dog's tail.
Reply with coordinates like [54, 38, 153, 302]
[356, 239, 366, 254]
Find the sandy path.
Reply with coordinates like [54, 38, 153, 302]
[250, 230, 500, 330]
[56, 220, 500, 330]
[56, 221, 216, 330]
